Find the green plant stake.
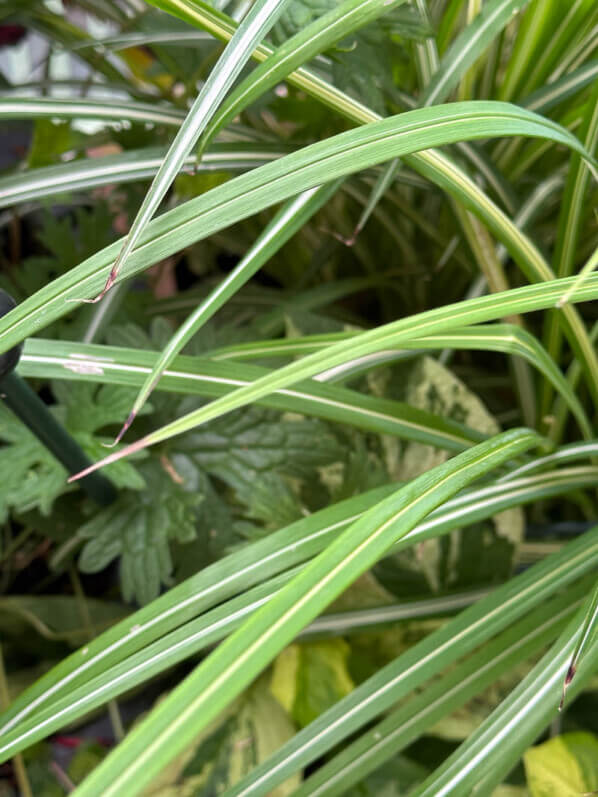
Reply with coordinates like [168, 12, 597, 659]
[0, 290, 116, 506]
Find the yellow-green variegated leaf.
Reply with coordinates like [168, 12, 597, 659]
[524, 733, 598, 797]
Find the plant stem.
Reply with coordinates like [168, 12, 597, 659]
[0, 525, 35, 565]
[69, 567, 126, 742]
[0, 644, 33, 797]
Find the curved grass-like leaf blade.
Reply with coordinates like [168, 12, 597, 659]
[18, 339, 481, 451]
[291, 581, 590, 797]
[86, 0, 296, 302]
[0, 96, 185, 127]
[198, 0, 407, 155]
[2, 464, 596, 753]
[422, 0, 531, 106]
[193, 522, 598, 797]
[118, 181, 343, 442]
[0, 144, 288, 209]
[559, 579, 598, 709]
[412, 604, 598, 795]
[1, 101, 592, 354]
[68, 429, 540, 796]
[70, 274, 598, 479]
[542, 78, 598, 420]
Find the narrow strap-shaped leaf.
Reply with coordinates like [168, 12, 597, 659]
[498, 0, 559, 102]
[451, 140, 518, 214]
[495, 172, 564, 263]
[344, 0, 436, 243]
[68, 429, 540, 797]
[557, 243, 598, 308]
[412, 601, 598, 796]
[451, 206, 537, 426]
[517, 0, 598, 99]
[551, 320, 598, 443]
[115, 182, 343, 442]
[293, 580, 589, 797]
[3, 464, 596, 748]
[1, 101, 592, 355]
[508, 106, 588, 181]
[72, 30, 213, 50]
[198, 0, 407, 155]
[422, 0, 531, 106]
[555, 77, 598, 283]
[342, 158, 402, 244]
[18, 340, 481, 451]
[499, 439, 598, 481]
[546, 7, 598, 83]
[208, 333, 355, 360]
[204, 322, 590, 436]
[436, 0, 467, 53]
[523, 60, 598, 113]
[0, 144, 288, 209]
[203, 521, 598, 797]
[541, 78, 598, 419]
[69, 274, 598, 480]
[0, 96, 185, 127]
[84, 0, 296, 302]
[412, 0, 438, 84]
[559, 579, 598, 709]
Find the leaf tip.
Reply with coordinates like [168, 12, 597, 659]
[104, 411, 137, 448]
[69, 436, 148, 482]
[559, 662, 577, 711]
[319, 226, 356, 247]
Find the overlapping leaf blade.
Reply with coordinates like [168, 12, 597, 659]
[67, 429, 540, 796]
[70, 275, 598, 477]
[197, 0, 407, 153]
[18, 339, 481, 451]
[0, 144, 288, 209]
[422, 0, 531, 106]
[1, 101, 593, 356]
[84, 0, 296, 301]
[290, 579, 591, 797]
[413, 605, 598, 795]
[119, 182, 343, 440]
[206, 523, 598, 797]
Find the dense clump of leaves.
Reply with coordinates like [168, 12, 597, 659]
[0, 0, 597, 795]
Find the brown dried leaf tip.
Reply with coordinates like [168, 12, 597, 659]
[558, 662, 576, 712]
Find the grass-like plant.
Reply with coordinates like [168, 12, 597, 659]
[0, 0, 597, 794]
